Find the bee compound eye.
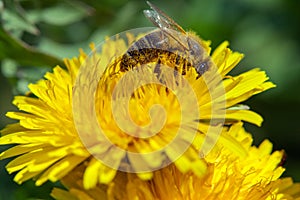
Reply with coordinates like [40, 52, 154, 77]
[196, 61, 209, 75]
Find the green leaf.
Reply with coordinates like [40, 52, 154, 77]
[39, 4, 89, 26]
[2, 9, 39, 36]
[38, 37, 88, 59]
[0, 26, 63, 68]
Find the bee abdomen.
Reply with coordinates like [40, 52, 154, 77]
[120, 48, 189, 73]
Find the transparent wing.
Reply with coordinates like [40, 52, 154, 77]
[144, 1, 186, 34]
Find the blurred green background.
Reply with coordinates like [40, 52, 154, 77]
[0, 0, 299, 199]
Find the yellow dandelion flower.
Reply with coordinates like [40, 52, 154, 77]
[51, 123, 300, 200]
[0, 32, 274, 189]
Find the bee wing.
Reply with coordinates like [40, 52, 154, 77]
[144, 1, 186, 34]
[143, 1, 189, 51]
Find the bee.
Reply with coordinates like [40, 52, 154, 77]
[119, 1, 211, 77]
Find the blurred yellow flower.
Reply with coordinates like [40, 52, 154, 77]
[0, 31, 275, 189]
[51, 123, 300, 200]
